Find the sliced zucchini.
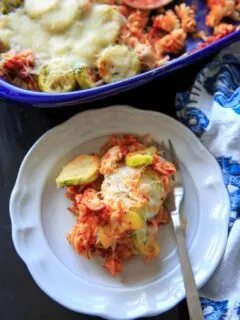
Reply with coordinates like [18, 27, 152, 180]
[97, 45, 140, 84]
[56, 154, 100, 188]
[24, 0, 59, 18]
[94, 6, 123, 46]
[74, 65, 96, 89]
[125, 146, 157, 167]
[1, 0, 22, 14]
[121, 210, 144, 232]
[138, 168, 165, 220]
[133, 228, 160, 257]
[145, 146, 157, 154]
[42, 0, 88, 33]
[38, 60, 76, 93]
[99, 225, 113, 249]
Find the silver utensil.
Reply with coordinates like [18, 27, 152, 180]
[162, 140, 204, 320]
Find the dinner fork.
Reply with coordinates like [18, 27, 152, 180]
[162, 140, 204, 320]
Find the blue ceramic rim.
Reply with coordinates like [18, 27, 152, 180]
[1, 30, 240, 105]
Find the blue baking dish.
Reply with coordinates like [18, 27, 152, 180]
[0, 0, 240, 107]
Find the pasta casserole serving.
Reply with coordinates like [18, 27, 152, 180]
[56, 135, 176, 276]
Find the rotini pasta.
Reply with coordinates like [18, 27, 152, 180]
[159, 29, 187, 54]
[175, 3, 196, 33]
[153, 10, 180, 33]
[206, 0, 235, 27]
[214, 23, 236, 35]
[127, 9, 150, 35]
[134, 43, 157, 70]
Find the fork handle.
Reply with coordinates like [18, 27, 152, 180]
[172, 214, 204, 320]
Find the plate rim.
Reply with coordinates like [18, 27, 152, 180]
[9, 105, 230, 319]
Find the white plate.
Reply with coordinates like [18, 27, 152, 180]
[10, 106, 230, 319]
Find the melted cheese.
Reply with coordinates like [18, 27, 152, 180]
[101, 166, 165, 219]
[0, 0, 124, 71]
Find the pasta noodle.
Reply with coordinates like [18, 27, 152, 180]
[0, 50, 38, 90]
[158, 29, 187, 54]
[153, 10, 180, 33]
[214, 23, 236, 35]
[175, 3, 196, 33]
[206, 0, 235, 27]
[134, 43, 157, 70]
[127, 9, 150, 35]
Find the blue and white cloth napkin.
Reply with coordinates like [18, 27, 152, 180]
[176, 42, 240, 320]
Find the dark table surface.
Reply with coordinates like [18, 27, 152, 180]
[0, 54, 216, 320]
